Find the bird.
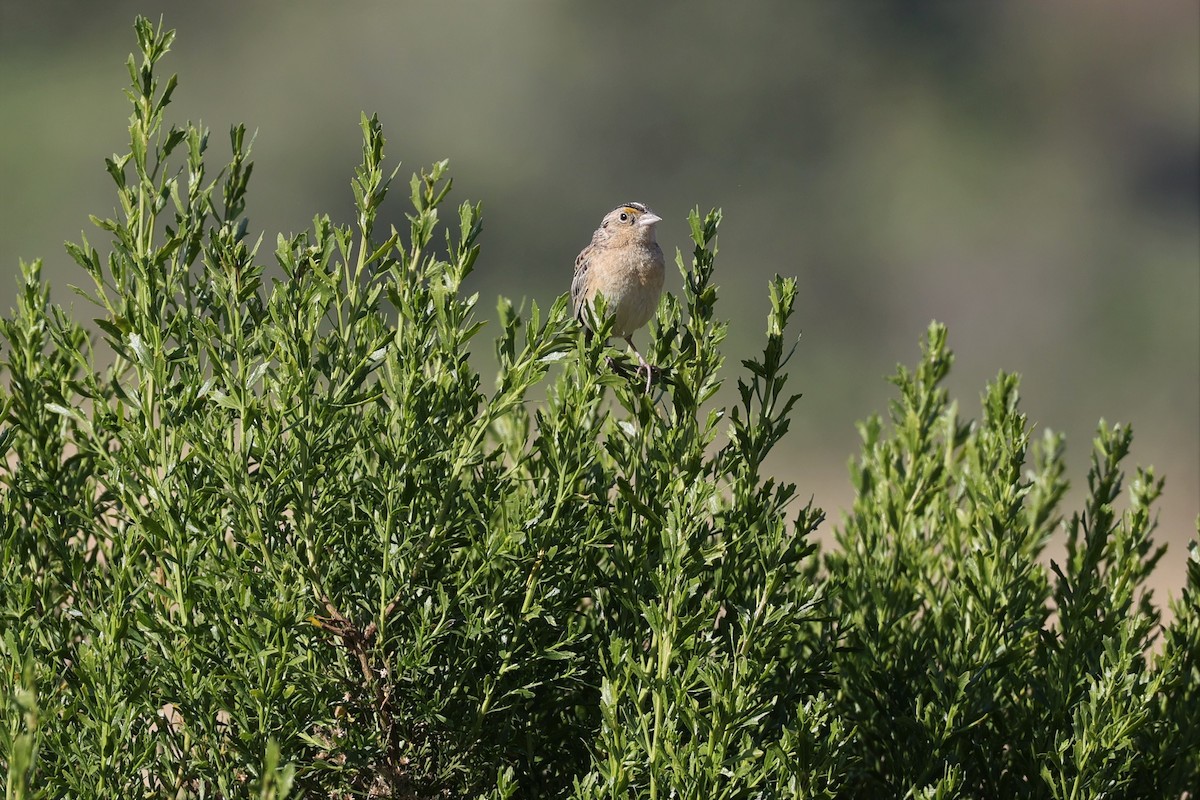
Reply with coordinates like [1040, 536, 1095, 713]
[570, 202, 666, 392]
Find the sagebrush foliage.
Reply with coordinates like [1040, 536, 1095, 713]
[825, 329, 1196, 798]
[2, 18, 1197, 800]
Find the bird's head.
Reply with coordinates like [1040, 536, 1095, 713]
[597, 202, 662, 245]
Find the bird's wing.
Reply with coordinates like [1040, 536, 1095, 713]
[570, 246, 592, 323]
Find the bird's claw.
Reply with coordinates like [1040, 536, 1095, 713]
[636, 362, 654, 393]
[605, 355, 660, 393]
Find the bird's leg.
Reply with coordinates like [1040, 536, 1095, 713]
[624, 335, 655, 393]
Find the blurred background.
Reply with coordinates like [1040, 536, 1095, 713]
[2, 3, 1197, 602]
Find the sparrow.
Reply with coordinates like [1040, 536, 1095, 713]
[570, 202, 665, 391]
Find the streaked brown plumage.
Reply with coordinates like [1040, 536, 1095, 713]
[571, 202, 665, 391]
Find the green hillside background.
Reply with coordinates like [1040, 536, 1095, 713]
[1, 2, 1196, 602]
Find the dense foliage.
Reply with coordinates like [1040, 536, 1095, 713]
[2, 19, 1196, 799]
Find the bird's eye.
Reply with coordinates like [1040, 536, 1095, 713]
[619, 212, 629, 222]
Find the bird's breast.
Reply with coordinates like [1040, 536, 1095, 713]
[588, 243, 664, 337]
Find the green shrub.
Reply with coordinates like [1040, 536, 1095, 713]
[2, 18, 1196, 799]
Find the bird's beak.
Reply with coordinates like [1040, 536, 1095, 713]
[638, 212, 662, 227]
